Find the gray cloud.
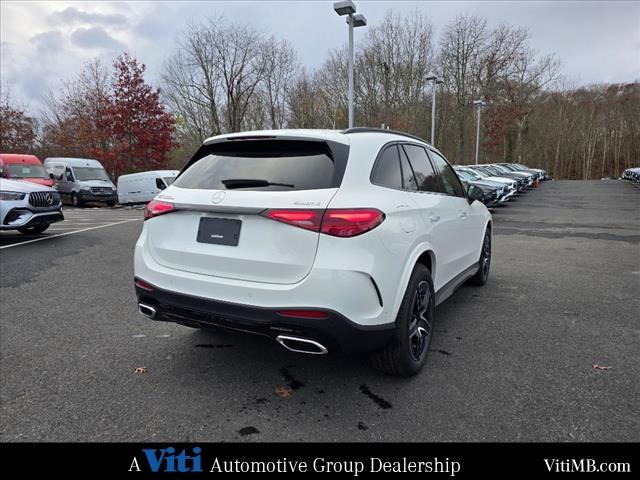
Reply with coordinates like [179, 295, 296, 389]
[51, 7, 127, 27]
[71, 27, 123, 51]
[30, 31, 65, 55]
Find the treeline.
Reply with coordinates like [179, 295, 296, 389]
[1, 11, 638, 179]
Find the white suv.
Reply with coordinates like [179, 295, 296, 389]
[0, 178, 64, 234]
[134, 128, 492, 376]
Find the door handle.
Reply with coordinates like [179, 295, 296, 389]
[428, 214, 440, 223]
[458, 211, 468, 219]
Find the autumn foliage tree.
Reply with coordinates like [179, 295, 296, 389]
[0, 90, 36, 152]
[40, 59, 110, 159]
[94, 54, 175, 177]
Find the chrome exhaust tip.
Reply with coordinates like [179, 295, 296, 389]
[138, 303, 157, 320]
[276, 335, 328, 355]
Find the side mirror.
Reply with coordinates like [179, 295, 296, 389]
[49, 173, 55, 179]
[467, 184, 484, 203]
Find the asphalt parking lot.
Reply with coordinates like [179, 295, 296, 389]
[1, 180, 638, 442]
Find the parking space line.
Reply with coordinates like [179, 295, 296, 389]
[0, 219, 141, 250]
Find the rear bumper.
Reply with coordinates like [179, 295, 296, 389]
[135, 280, 394, 354]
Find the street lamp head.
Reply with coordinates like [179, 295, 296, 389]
[333, 0, 356, 15]
[352, 13, 367, 27]
[435, 79, 445, 85]
[426, 71, 438, 81]
[473, 99, 486, 107]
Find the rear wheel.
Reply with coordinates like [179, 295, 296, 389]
[18, 224, 49, 235]
[106, 200, 116, 207]
[370, 264, 435, 377]
[468, 227, 491, 286]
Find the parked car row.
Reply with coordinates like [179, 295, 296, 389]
[453, 163, 546, 208]
[622, 167, 640, 183]
[1, 153, 182, 210]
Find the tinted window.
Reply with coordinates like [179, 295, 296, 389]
[65, 168, 74, 182]
[371, 145, 402, 189]
[428, 150, 466, 197]
[174, 140, 337, 191]
[6, 164, 47, 179]
[399, 151, 418, 191]
[458, 168, 482, 181]
[156, 178, 166, 190]
[401, 144, 441, 193]
[73, 167, 110, 181]
[455, 169, 473, 181]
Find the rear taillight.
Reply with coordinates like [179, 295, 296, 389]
[320, 209, 384, 237]
[144, 200, 174, 220]
[261, 209, 324, 232]
[261, 208, 384, 238]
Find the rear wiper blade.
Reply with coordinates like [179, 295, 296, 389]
[221, 179, 295, 189]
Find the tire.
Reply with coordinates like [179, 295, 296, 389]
[106, 200, 116, 207]
[370, 263, 435, 377]
[18, 224, 49, 235]
[71, 193, 82, 208]
[468, 227, 491, 286]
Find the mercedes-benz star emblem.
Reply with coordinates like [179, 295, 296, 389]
[45, 193, 53, 205]
[211, 191, 226, 204]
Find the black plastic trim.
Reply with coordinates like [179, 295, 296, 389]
[134, 280, 394, 355]
[434, 262, 480, 306]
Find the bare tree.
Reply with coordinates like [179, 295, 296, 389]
[162, 17, 266, 139]
[439, 14, 488, 162]
[261, 36, 298, 129]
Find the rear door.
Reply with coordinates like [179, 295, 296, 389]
[428, 149, 484, 272]
[399, 143, 460, 291]
[145, 139, 347, 285]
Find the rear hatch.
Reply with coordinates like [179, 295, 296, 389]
[145, 137, 349, 285]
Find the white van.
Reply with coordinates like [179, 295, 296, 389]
[117, 170, 179, 205]
[44, 157, 117, 207]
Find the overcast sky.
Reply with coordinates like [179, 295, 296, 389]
[1, 1, 639, 114]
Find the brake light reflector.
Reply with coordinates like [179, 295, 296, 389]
[277, 310, 329, 319]
[144, 200, 174, 220]
[134, 278, 154, 291]
[321, 208, 385, 237]
[261, 209, 324, 232]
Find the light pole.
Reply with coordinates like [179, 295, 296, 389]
[382, 61, 390, 129]
[334, 1, 367, 128]
[473, 99, 486, 165]
[426, 72, 443, 145]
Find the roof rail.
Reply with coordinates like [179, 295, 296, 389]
[342, 127, 431, 146]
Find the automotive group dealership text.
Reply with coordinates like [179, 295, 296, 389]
[130, 452, 461, 476]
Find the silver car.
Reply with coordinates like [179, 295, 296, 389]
[0, 178, 64, 234]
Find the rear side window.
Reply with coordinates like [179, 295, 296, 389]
[399, 151, 418, 191]
[371, 145, 402, 189]
[400, 144, 441, 193]
[174, 140, 343, 191]
[428, 150, 466, 197]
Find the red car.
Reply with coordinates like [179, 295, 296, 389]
[0, 154, 55, 187]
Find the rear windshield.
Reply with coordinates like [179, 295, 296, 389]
[174, 140, 345, 191]
[73, 167, 110, 181]
[6, 164, 47, 179]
